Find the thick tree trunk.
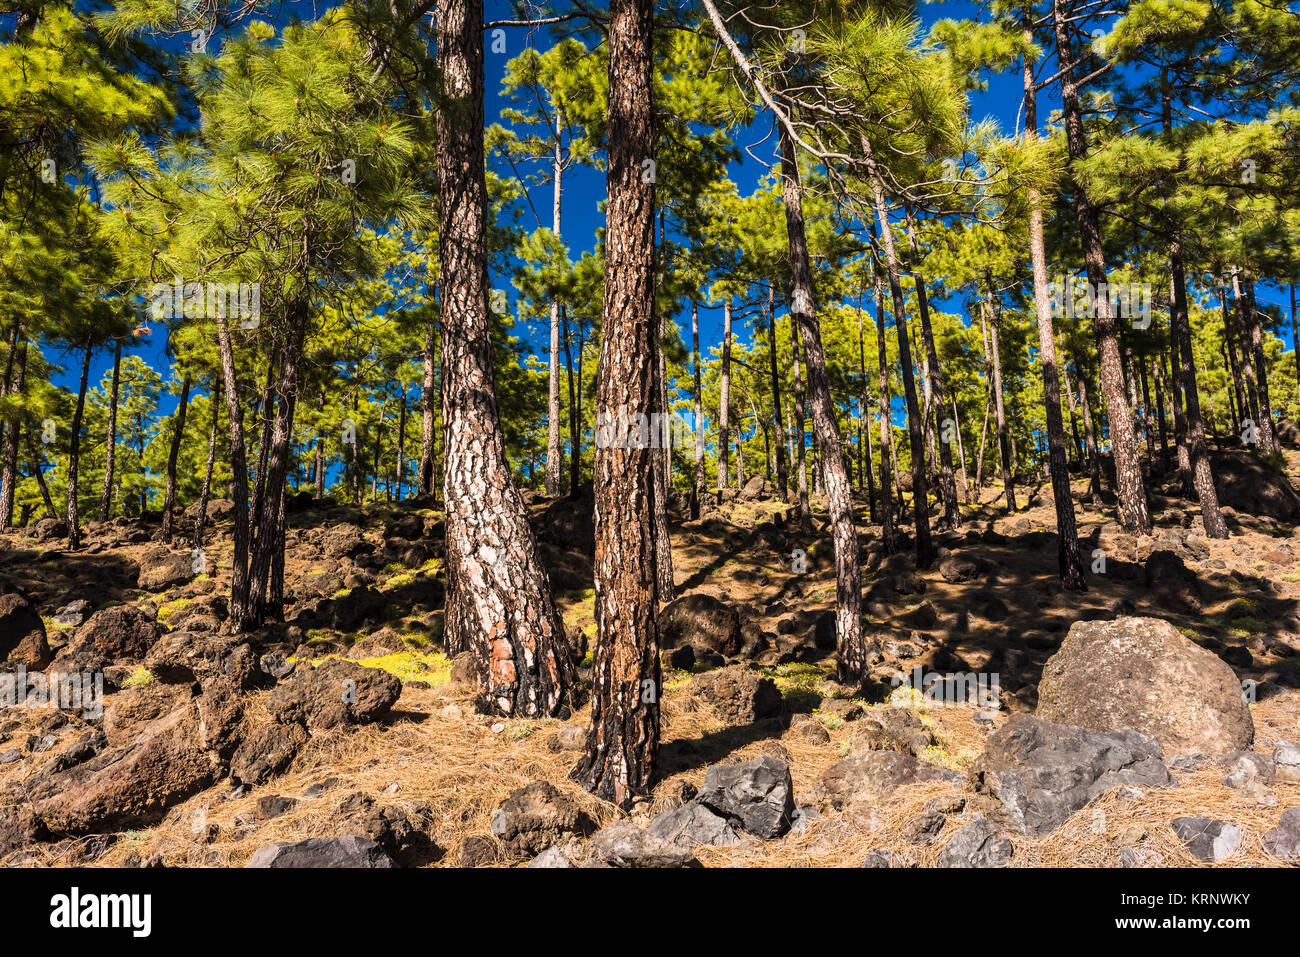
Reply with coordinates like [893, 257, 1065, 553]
[1023, 40, 1084, 588]
[98, 338, 122, 522]
[718, 299, 731, 489]
[868, 166, 932, 567]
[436, 0, 575, 718]
[65, 341, 92, 550]
[1052, 0, 1150, 532]
[780, 122, 868, 681]
[161, 370, 192, 543]
[572, 0, 660, 807]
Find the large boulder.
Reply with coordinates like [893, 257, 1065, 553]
[935, 818, 1014, 868]
[34, 704, 218, 834]
[696, 755, 794, 839]
[59, 605, 162, 669]
[137, 550, 196, 591]
[689, 665, 782, 725]
[1037, 616, 1253, 756]
[0, 594, 51, 669]
[145, 631, 258, 689]
[1211, 450, 1300, 521]
[230, 721, 309, 785]
[659, 594, 743, 657]
[591, 821, 700, 868]
[246, 835, 395, 868]
[646, 801, 741, 849]
[974, 714, 1173, 838]
[266, 658, 401, 731]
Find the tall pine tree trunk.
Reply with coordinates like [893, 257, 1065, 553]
[984, 273, 1017, 513]
[873, 259, 899, 552]
[781, 121, 869, 681]
[0, 331, 27, 529]
[419, 319, 437, 495]
[1237, 267, 1277, 452]
[436, 0, 575, 718]
[765, 283, 789, 500]
[194, 392, 219, 548]
[718, 299, 731, 489]
[545, 124, 565, 496]
[161, 370, 192, 543]
[690, 299, 705, 518]
[1023, 33, 1084, 588]
[65, 340, 92, 549]
[573, 0, 660, 806]
[98, 338, 122, 522]
[791, 323, 811, 534]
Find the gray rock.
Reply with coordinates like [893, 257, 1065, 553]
[646, 801, 741, 848]
[1262, 807, 1300, 861]
[1168, 752, 1207, 772]
[1273, 740, 1300, 784]
[1170, 817, 1242, 863]
[974, 714, 1173, 838]
[591, 821, 700, 868]
[1120, 847, 1164, 868]
[935, 818, 1013, 868]
[1219, 750, 1275, 788]
[0, 749, 20, 765]
[861, 848, 904, 868]
[245, 835, 395, 868]
[697, 755, 794, 839]
[527, 846, 575, 868]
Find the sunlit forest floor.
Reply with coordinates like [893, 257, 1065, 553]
[3, 449, 1299, 867]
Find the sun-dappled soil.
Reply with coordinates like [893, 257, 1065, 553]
[3, 451, 1300, 868]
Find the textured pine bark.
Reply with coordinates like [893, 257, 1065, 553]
[545, 136, 564, 497]
[651, 306, 675, 601]
[791, 323, 811, 535]
[1238, 268, 1277, 453]
[984, 273, 1018, 514]
[98, 338, 121, 522]
[780, 122, 869, 683]
[690, 299, 705, 518]
[765, 284, 789, 500]
[873, 259, 899, 553]
[437, 0, 575, 719]
[1052, 0, 1150, 533]
[418, 321, 437, 495]
[572, 0, 660, 806]
[214, 311, 252, 629]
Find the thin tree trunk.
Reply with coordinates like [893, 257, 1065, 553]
[436, 0, 575, 718]
[562, 304, 581, 493]
[395, 391, 406, 500]
[214, 313, 253, 624]
[1075, 358, 1104, 504]
[194, 392, 219, 548]
[867, 156, 932, 567]
[65, 340, 93, 549]
[856, 287, 878, 522]
[874, 259, 899, 552]
[1051, 0, 1150, 532]
[1238, 267, 1277, 452]
[780, 120, 868, 681]
[24, 432, 55, 519]
[718, 298, 731, 489]
[573, 0, 660, 807]
[690, 299, 705, 518]
[985, 273, 1017, 513]
[98, 338, 122, 522]
[546, 121, 565, 496]
[161, 370, 192, 543]
[765, 283, 789, 500]
[418, 317, 437, 495]
[791, 323, 811, 534]
[1023, 38, 1084, 588]
[651, 300, 675, 600]
[0, 332, 27, 529]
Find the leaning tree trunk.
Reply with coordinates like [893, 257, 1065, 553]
[905, 209, 959, 530]
[24, 433, 55, 519]
[572, 0, 660, 807]
[780, 120, 868, 682]
[1052, 0, 1150, 532]
[214, 310, 254, 631]
[436, 0, 575, 719]
[718, 298, 731, 489]
[1023, 36, 1084, 588]
[98, 337, 122, 522]
[868, 161, 933, 567]
[65, 340, 92, 549]
[1170, 244, 1229, 537]
[161, 370, 192, 543]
